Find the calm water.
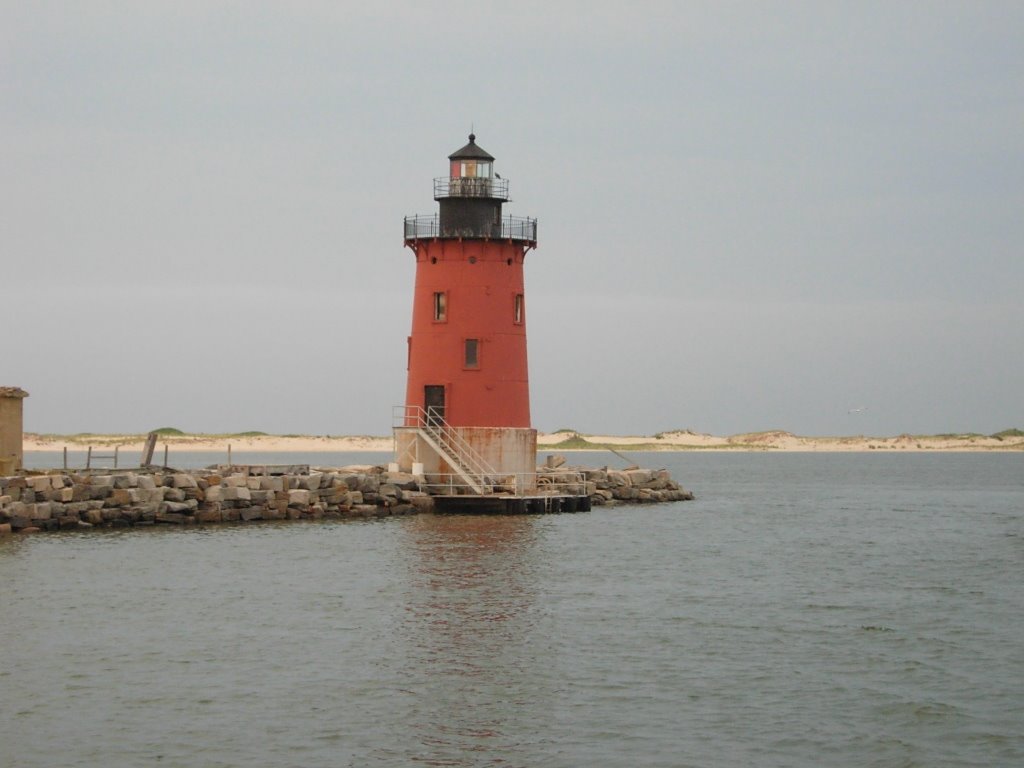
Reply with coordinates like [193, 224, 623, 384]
[2, 452, 1022, 767]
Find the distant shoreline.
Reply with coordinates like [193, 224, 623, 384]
[22, 430, 1024, 453]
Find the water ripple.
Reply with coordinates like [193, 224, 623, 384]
[1, 453, 1022, 766]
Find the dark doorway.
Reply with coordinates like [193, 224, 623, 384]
[424, 385, 445, 425]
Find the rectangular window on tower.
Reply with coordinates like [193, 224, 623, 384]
[433, 292, 447, 322]
[464, 338, 479, 369]
[514, 294, 524, 325]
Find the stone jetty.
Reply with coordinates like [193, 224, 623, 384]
[0, 463, 693, 535]
[537, 464, 694, 505]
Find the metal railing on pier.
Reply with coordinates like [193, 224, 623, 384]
[415, 470, 589, 497]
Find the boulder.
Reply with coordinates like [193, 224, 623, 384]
[163, 488, 186, 503]
[111, 488, 135, 505]
[383, 472, 419, 490]
[156, 512, 187, 524]
[625, 469, 654, 486]
[27, 503, 52, 520]
[408, 495, 434, 513]
[260, 477, 284, 492]
[606, 471, 632, 488]
[299, 473, 323, 491]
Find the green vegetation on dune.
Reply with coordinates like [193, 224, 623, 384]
[992, 428, 1024, 439]
[151, 427, 185, 436]
[653, 429, 697, 439]
[544, 433, 595, 450]
[542, 432, 749, 451]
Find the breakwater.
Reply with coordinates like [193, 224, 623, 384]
[0, 463, 692, 534]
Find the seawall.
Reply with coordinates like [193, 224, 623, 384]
[0, 463, 693, 535]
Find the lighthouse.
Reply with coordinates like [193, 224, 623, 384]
[394, 134, 539, 495]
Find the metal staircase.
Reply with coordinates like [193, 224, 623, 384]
[394, 406, 499, 495]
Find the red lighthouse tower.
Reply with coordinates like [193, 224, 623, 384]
[395, 134, 539, 494]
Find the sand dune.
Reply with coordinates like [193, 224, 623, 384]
[22, 429, 1023, 453]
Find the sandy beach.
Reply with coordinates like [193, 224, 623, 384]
[22, 429, 1024, 453]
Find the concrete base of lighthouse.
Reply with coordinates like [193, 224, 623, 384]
[394, 426, 537, 495]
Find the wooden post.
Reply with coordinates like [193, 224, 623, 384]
[114, 446, 119, 469]
[228, 444, 232, 467]
[163, 444, 168, 468]
[63, 446, 68, 471]
[86, 446, 92, 469]
[140, 431, 158, 467]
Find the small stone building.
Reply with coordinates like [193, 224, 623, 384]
[0, 387, 29, 474]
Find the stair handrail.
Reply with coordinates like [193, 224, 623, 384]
[393, 405, 501, 493]
[418, 406, 498, 481]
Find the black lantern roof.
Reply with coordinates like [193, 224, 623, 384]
[448, 133, 494, 162]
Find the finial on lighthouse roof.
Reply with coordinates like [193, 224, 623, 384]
[449, 133, 494, 161]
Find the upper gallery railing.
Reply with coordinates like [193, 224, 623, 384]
[403, 214, 538, 243]
[433, 176, 509, 200]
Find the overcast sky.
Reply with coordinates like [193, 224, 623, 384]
[3, 1, 1022, 437]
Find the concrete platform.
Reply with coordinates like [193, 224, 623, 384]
[432, 494, 592, 515]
